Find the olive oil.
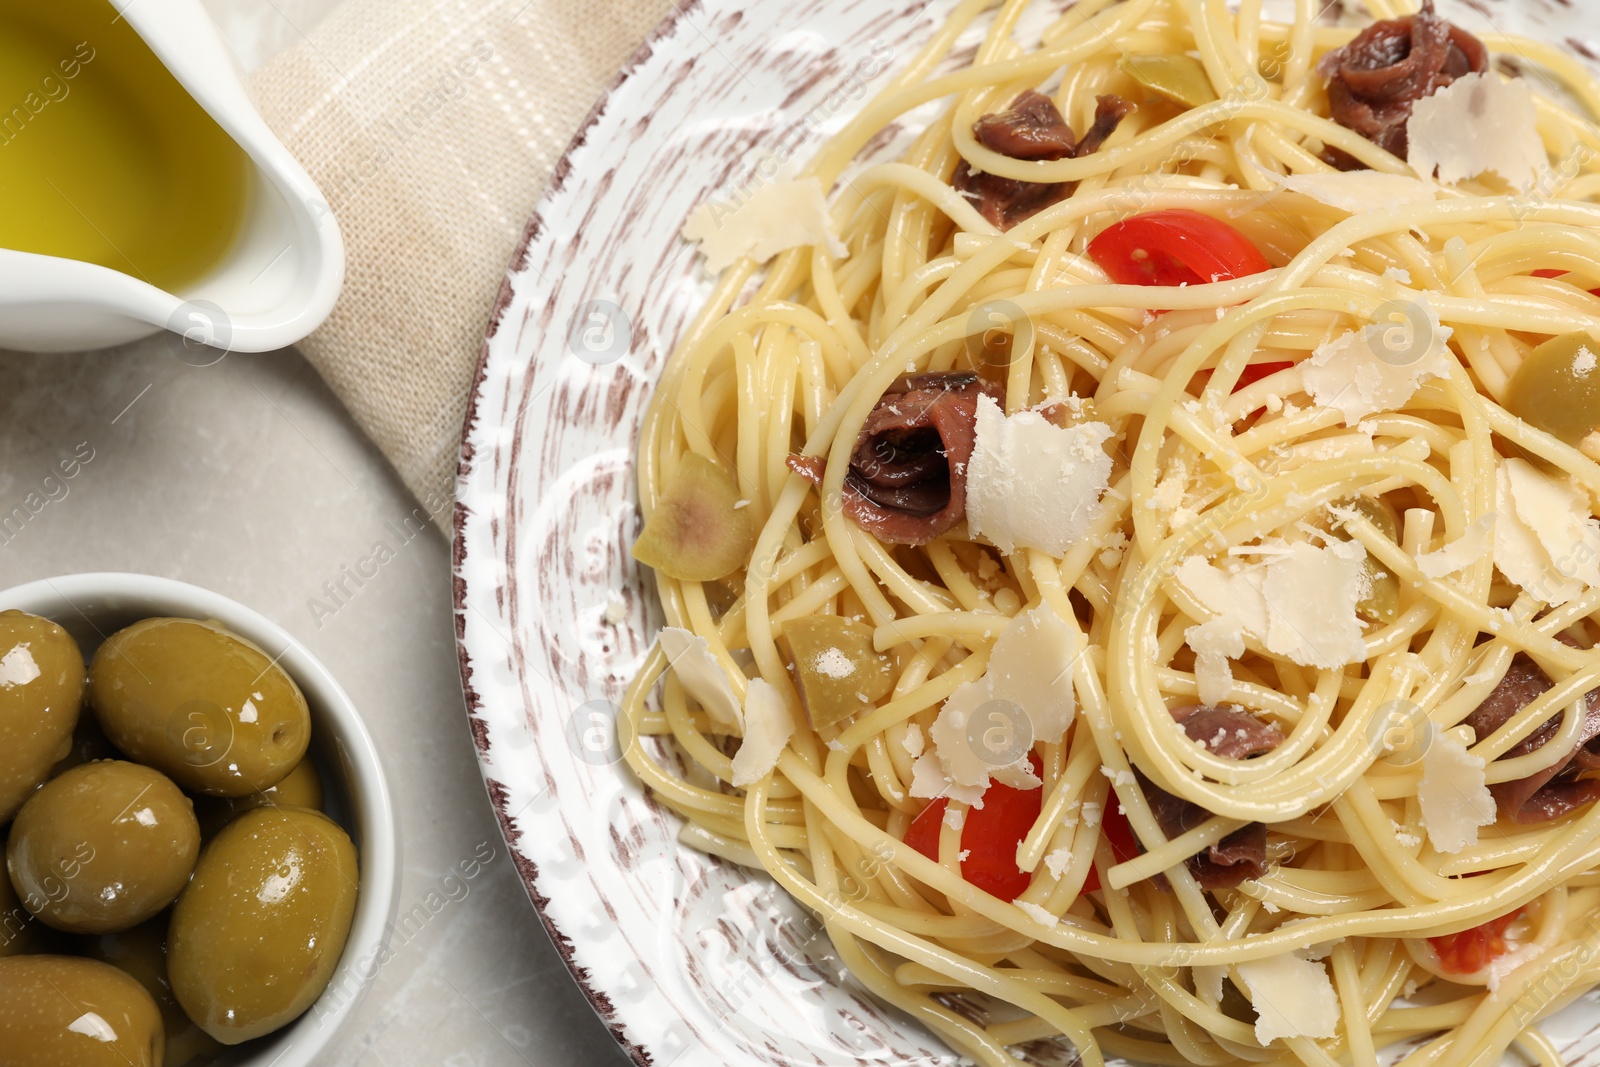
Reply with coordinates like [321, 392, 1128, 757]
[0, 0, 250, 294]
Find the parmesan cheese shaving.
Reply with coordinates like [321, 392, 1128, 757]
[1415, 514, 1494, 579]
[1494, 465, 1579, 605]
[1492, 460, 1596, 605]
[1504, 458, 1600, 588]
[1278, 171, 1438, 213]
[974, 605, 1078, 742]
[1301, 298, 1454, 424]
[1192, 965, 1226, 1006]
[967, 395, 1113, 556]
[681, 177, 847, 273]
[1185, 618, 1244, 705]
[1407, 73, 1547, 192]
[908, 750, 987, 807]
[902, 722, 925, 759]
[730, 679, 794, 786]
[1237, 953, 1340, 1042]
[928, 605, 1074, 793]
[659, 627, 743, 729]
[1418, 732, 1496, 854]
[1177, 540, 1368, 671]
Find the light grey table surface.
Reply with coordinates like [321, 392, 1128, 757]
[0, 1, 632, 1064]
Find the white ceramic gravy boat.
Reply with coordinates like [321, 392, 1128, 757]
[0, 0, 343, 354]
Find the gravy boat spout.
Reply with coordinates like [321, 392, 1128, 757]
[0, 0, 343, 354]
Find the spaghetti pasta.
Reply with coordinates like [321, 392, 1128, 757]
[621, 1, 1600, 1064]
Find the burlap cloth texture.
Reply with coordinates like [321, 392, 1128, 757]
[251, 0, 675, 529]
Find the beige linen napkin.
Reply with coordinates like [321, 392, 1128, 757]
[251, 0, 675, 529]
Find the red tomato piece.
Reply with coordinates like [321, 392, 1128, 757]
[1088, 209, 1272, 289]
[903, 756, 1149, 901]
[903, 754, 1044, 902]
[1427, 907, 1528, 975]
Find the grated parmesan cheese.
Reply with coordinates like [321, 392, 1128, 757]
[1044, 848, 1074, 880]
[1407, 73, 1547, 192]
[812, 646, 855, 680]
[1015, 901, 1058, 927]
[1418, 732, 1496, 854]
[967, 395, 1113, 556]
[1237, 954, 1340, 1042]
[681, 177, 847, 273]
[730, 679, 794, 787]
[902, 722, 925, 759]
[1301, 297, 1454, 425]
[659, 627, 743, 729]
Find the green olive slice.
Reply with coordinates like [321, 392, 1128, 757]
[781, 616, 895, 731]
[1505, 332, 1600, 445]
[1119, 54, 1217, 109]
[632, 453, 758, 582]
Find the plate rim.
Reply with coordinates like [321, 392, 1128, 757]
[449, 3, 1600, 1065]
[449, 4, 699, 1064]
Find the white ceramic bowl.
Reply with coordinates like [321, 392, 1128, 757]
[0, 572, 397, 1067]
[0, 0, 344, 354]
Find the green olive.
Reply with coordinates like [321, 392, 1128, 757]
[780, 616, 896, 730]
[169, 807, 358, 1044]
[0, 610, 85, 823]
[1119, 54, 1218, 109]
[78, 917, 222, 1067]
[632, 453, 758, 582]
[1505, 332, 1600, 445]
[8, 761, 200, 934]
[194, 755, 324, 838]
[90, 618, 310, 796]
[0, 955, 163, 1066]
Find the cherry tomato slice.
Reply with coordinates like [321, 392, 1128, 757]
[1532, 268, 1600, 297]
[903, 755, 1149, 900]
[1088, 209, 1272, 289]
[904, 754, 1044, 902]
[1427, 907, 1528, 975]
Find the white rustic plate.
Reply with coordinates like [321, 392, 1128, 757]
[453, 2, 1600, 1064]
